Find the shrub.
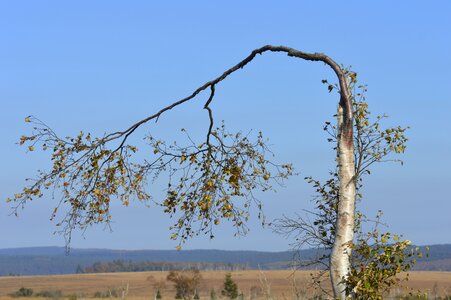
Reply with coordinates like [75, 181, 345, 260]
[249, 286, 262, 300]
[93, 289, 118, 298]
[210, 288, 217, 300]
[167, 269, 202, 300]
[35, 290, 62, 298]
[9, 287, 34, 298]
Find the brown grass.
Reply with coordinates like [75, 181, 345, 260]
[0, 270, 450, 299]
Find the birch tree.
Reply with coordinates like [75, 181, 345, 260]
[10, 45, 378, 298]
[274, 81, 416, 298]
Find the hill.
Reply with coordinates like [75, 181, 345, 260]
[0, 244, 450, 276]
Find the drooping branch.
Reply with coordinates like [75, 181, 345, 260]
[11, 45, 357, 299]
[17, 45, 359, 243]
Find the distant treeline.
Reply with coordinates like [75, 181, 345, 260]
[1, 245, 450, 276]
[77, 260, 248, 273]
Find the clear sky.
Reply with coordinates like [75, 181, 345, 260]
[1, 1, 450, 251]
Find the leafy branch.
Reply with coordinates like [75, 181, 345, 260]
[273, 73, 415, 297]
[9, 45, 352, 247]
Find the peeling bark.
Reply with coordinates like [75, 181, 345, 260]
[330, 76, 356, 299]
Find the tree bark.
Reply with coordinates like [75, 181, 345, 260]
[330, 75, 356, 299]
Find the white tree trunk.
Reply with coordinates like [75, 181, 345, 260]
[330, 91, 356, 299]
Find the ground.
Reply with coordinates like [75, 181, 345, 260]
[0, 270, 450, 299]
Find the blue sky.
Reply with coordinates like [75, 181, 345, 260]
[1, 1, 450, 251]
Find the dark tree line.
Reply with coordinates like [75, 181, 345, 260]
[77, 260, 248, 273]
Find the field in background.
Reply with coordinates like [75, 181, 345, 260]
[1, 270, 451, 299]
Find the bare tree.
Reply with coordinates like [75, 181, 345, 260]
[11, 45, 370, 298]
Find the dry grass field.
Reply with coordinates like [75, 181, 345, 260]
[0, 270, 450, 299]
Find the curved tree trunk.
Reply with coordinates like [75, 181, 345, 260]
[330, 76, 356, 299]
[101, 46, 359, 298]
[15, 45, 357, 299]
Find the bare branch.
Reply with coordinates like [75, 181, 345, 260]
[204, 85, 216, 146]
[100, 45, 352, 151]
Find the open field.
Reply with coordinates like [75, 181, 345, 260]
[0, 270, 450, 299]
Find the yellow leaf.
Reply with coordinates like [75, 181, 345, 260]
[25, 116, 31, 123]
[28, 145, 34, 151]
